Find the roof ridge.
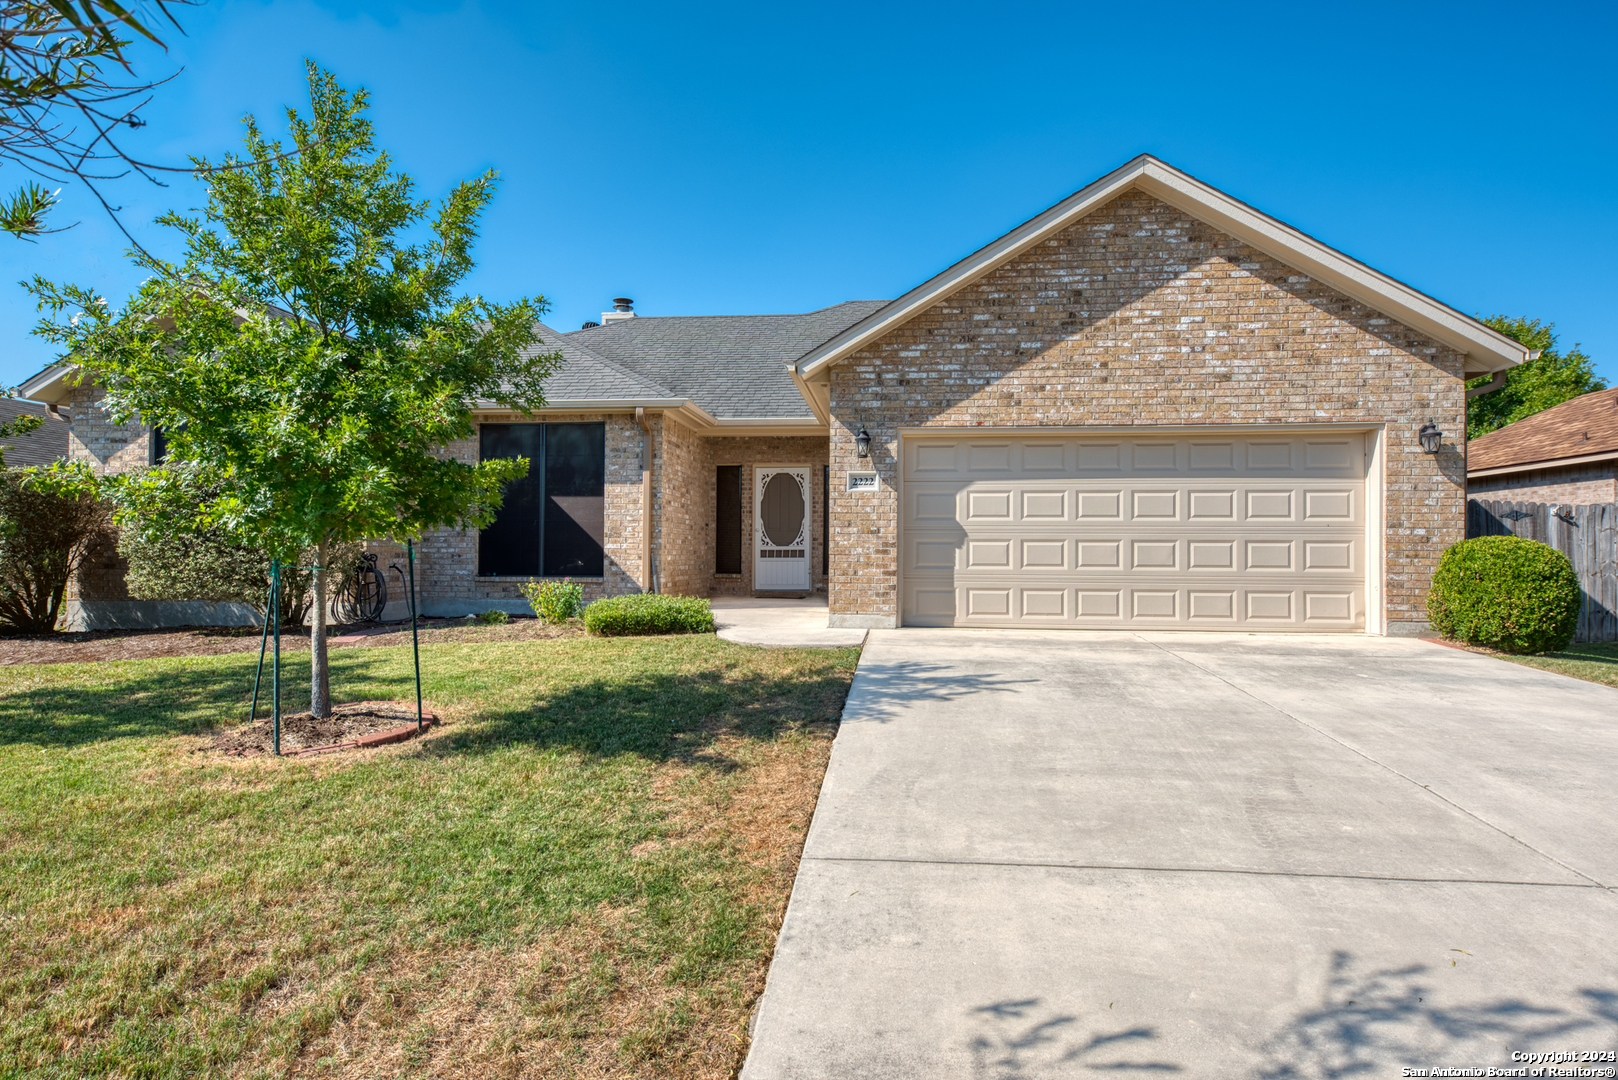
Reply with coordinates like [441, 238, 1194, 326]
[568, 300, 886, 326]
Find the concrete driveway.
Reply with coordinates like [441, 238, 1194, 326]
[742, 631, 1618, 1078]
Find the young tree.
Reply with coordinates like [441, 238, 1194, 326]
[1468, 316, 1605, 438]
[28, 63, 558, 714]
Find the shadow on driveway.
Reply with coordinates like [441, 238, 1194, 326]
[844, 658, 1035, 724]
[959, 953, 1618, 1078]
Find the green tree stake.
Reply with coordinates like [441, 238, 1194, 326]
[272, 559, 281, 756]
[408, 538, 422, 733]
[249, 593, 271, 721]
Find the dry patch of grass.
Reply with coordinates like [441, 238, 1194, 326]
[0, 634, 857, 1078]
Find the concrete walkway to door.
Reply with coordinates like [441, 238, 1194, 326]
[712, 596, 868, 648]
[742, 630, 1618, 1078]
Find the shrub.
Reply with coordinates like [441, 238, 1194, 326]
[115, 468, 358, 627]
[0, 469, 110, 632]
[583, 593, 714, 637]
[522, 578, 584, 624]
[1427, 535, 1580, 654]
[475, 609, 509, 625]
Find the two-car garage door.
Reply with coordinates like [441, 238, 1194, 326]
[901, 433, 1369, 630]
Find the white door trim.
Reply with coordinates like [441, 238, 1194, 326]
[755, 464, 812, 592]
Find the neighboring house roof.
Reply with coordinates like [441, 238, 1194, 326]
[1467, 389, 1618, 477]
[795, 154, 1528, 382]
[568, 301, 887, 420]
[0, 398, 69, 466]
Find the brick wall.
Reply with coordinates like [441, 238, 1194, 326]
[826, 189, 1469, 632]
[1468, 461, 1617, 505]
[64, 384, 153, 474]
[707, 437, 829, 596]
[658, 416, 713, 597]
[61, 384, 152, 601]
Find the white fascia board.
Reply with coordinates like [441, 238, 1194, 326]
[1467, 449, 1618, 479]
[473, 398, 723, 430]
[19, 363, 78, 405]
[796, 155, 1528, 379]
[705, 417, 827, 436]
[788, 365, 832, 425]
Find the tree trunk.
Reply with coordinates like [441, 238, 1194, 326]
[310, 538, 331, 717]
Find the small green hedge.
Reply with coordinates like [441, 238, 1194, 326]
[583, 593, 715, 637]
[1427, 535, 1580, 654]
[522, 578, 584, 623]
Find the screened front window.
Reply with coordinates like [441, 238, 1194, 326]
[479, 423, 606, 577]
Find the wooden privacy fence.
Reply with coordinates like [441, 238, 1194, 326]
[1467, 498, 1618, 642]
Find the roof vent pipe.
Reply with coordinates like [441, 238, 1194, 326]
[603, 297, 637, 323]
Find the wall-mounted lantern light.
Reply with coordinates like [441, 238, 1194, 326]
[1418, 420, 1442, 455]
[855, 427, 871, 458]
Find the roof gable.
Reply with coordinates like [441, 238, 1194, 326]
[795, 155, 1527, 380]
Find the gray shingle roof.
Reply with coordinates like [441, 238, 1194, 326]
[564, 301, 888, 419]
[0, 398, 68, 467]
[524, 321, 676, 404]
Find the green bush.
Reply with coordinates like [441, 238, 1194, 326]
[583, 593, 714, 637]
[522, 578, 584, 624]
[1427, 535, 1580, 654]
[115, 467, 358, 627]
[0, 469, 110, 633]
[475, 609, 509, 625]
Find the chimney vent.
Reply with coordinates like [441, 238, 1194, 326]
[602, 297, 637, 323]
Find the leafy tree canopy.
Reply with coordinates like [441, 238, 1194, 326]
[26, 63, 558, 709]
[1468, 316, 1605, 439]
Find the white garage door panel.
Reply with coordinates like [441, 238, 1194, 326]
[902, 434, 1368, 630]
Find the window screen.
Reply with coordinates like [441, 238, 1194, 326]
[479, 422, 606, 578]
[715, 465, 741, 574]
[542, 423, 605, 577]
[479, 424, 543, 577]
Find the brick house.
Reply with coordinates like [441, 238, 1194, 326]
[1467, 389, 1618, 504]
[23, 156, 1526, 634]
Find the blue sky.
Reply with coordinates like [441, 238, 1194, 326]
[3, 0, 1614, 389]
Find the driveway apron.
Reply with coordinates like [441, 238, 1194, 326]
[741, 630, 1618, 1078]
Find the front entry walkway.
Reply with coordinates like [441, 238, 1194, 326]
[742, 630, 1618, 1077]
[712, 596, 867, 648]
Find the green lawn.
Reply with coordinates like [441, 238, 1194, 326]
[1483, 640, 1618, 688]
[0, 634, 859, 1079]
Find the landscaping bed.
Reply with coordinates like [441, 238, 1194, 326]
[0, 615, 579, 666]
[0, 633, 859, 1078]
[203, 700, 436, 755]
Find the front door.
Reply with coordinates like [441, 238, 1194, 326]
[755, 465, 811, 591]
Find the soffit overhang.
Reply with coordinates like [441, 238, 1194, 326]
[19, 363, 77, 405]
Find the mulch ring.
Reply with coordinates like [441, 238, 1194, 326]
[202, 700, 439, 757]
